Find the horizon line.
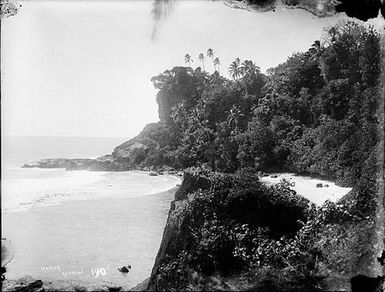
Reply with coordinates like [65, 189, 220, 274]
[1, 134, 130, 139]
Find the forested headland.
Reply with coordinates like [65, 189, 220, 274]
[22, 20, 382, 291]
[115, 20, 383, 291]
[118, 20, 380, 198]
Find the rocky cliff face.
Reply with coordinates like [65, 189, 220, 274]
[147, 170, 208, 290]
[147, 167, 383, 291]
[112, 137, 158, 166]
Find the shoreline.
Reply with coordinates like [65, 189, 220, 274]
[1, 169, 353, 291]
[259, 172, 352, 206]
[260, 168, 353, 188]
[2, 169, 181, 214]
[2, 183, 180, 291]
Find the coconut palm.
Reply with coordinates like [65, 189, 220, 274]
[241, 60, 260, 77]
[239, 60, 261, 95]
[184, 54, 193, 67]
[227, 105, 244, 133]
[213, 57, 221, 74]
[207, 48, 214, 57]
[198, 53, 205, 71]
[228, 58, 243, 80]
[207, 48, 215, 71]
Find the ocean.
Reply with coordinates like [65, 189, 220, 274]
[1, 136, 181, 289]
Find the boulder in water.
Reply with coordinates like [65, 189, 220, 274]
[108, 287, 122, 292]
[271, 174, 278, 178]
[149, 172, 158, 176]
[118, 266, 129, 273]
[316, 183, 323, 188]
[324, 184, 329, 187]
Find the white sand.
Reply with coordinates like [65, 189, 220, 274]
[2, 188, 177, 290]
[260, 173, 352, 206]
[2, 170, 181, 213]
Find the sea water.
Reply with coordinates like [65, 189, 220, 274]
[1, 136, 181, 289]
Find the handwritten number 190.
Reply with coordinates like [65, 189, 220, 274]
[91, 267, 106, 278]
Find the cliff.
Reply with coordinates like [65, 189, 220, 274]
[148, 170, 214, 290]
[146, 168, 318, 291]
[147, 167, 383, 291]
[112, 123, 161, 167]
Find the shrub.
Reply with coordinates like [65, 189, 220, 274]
[155, 167, 312, 289]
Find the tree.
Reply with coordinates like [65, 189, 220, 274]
[214, 57, 221, 74]
[207, 48, 215, 71]
[199, 53, 206, 71]
[151, 67, 201, 123]
[185, 54, 193, 67]
[148, 20, 380, 189]
[228, 58, 243, 80]
[227, 105, 244, 133]
[308, 40, 322, 60]
[240, 60, 260, 77]
[240, 60, 266, 98]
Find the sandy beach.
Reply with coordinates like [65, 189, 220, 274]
[2, 170, 352, 290]
[260, 173, 352, 206]
[2, 187, 178, 290]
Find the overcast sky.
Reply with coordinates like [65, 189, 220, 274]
[1, 0, 346, 138]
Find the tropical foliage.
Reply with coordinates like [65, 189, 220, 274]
[146, 21, 379, 191]
[145, 20, 381, 291]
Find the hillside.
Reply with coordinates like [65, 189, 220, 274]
[127, 20, 382, 291]
[16, 20, 383, 291]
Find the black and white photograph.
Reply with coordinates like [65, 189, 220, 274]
[1, 0, 384, 291]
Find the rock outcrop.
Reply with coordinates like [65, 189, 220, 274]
[21, 123, 177, 172]
[113, 138, 157, 166]
[22, 158, 94, 169]
[112, 124, 162, 168]
[22, 157, 124, 171]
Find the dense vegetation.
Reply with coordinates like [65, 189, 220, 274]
[150, 167, 376, 291]
[142, 20, 381, 291]
[134, 20, 380, 201]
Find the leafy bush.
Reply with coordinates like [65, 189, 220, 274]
[154, 168, 313, 289]
[146, 20, 381, 291]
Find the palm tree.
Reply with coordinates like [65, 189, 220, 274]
[213, 57, 221, 74]
[228, 58, 243, 80]
[227, 105, 244, 133]
[184, 54, 193, 67]
[207, 48, 215, 71]
[241, 60, 260, 77]
[198, 53, 205, 71]
[239, 60, 260, 95]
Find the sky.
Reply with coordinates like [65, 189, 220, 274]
[1, 0, 347, 139]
